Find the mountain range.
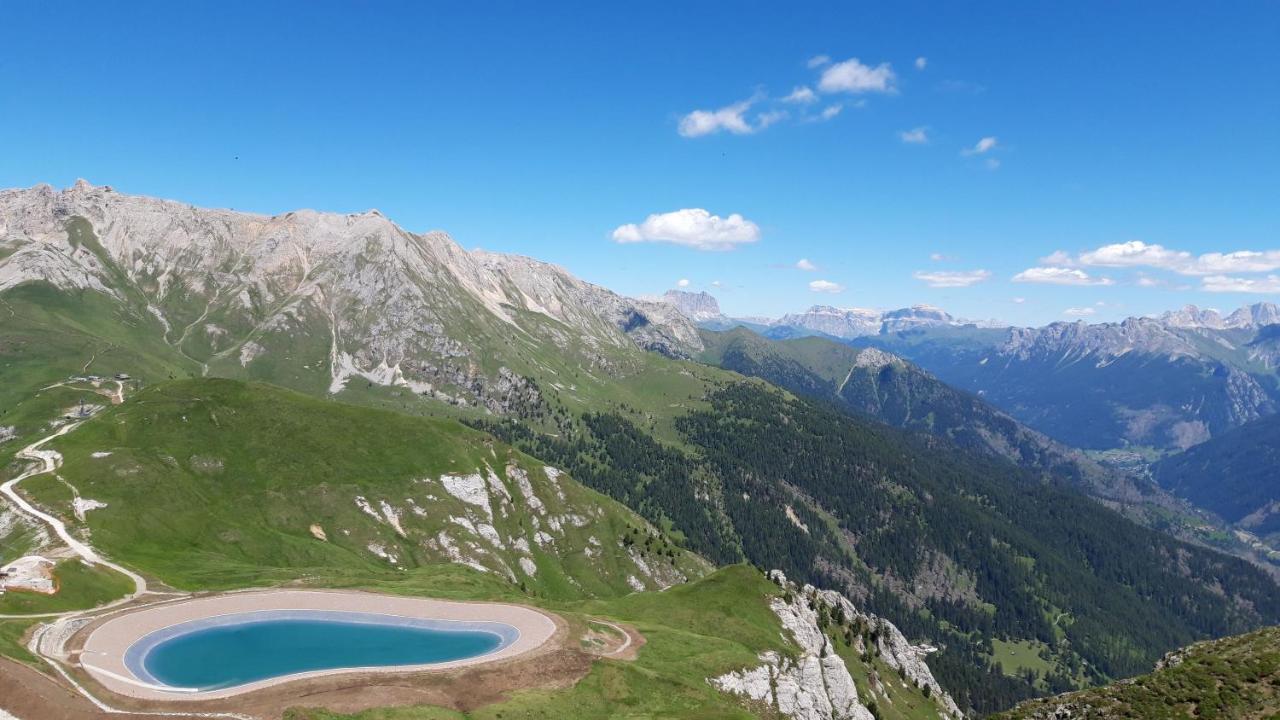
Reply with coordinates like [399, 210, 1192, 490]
[3, 182, 1279, 719]
[661, 290, 1280, 454]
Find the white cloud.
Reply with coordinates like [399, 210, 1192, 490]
[1201, 274, 1280, 293]
[782, 86, 818, 104]
[818, 57, 897, 94]
[1063, 307, 1096, 317]
[807, 55, 831, 69]
[710, 280, 723, 288]
[912, 269, 992, 288]
[757, 109, 789, 129]
[1193, 251, 1280, 274]
[929, 252, 953, 262]
[899, 127, 929, 144]
[1013, 267, 1115, 286]
[613, 208, 762, 251]
[1077, 240, 1190, 270]
[915, 56, 927, 70]
[1012, 297, 1026, 304]
[962, 136, 998, 155]
[818, 104, 843, 121]
[1055, 240, 1280, 276]
[678, 98, 759, 137]
[795, 258, 818, 271]
[809, 279, 845, 294]
[676, 278, 690, 288]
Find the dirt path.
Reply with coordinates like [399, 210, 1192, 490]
[0, 410, 149, 604]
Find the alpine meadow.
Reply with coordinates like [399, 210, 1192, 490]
[2, 4, 1279, 720]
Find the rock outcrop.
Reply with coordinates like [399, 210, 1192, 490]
[711, 570, 962, 720]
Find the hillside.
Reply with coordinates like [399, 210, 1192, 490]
[483, 380, 1280, 714]
[695, 328, 1271, 563]
[1154, 413, 1280, 542]
[698, 328, 1105, 482]
[994, 625, 1280, 720]
[30, 378, 705, 597]
[5, 185, 1280, 716]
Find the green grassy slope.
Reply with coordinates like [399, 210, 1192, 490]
[0, 559, 134, 614]
[37, 378, 706, 597]
[994, 626, 1280, 720]
[0, 283, 192, 459]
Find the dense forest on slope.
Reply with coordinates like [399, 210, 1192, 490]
[477, 382, 1280, 715]
[1154, 413, 1280, 538]
[699, 328, 1102, 484]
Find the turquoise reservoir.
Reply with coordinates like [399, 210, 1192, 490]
[126, 610, 514, 691]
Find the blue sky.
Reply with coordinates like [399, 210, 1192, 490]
[3, 1, 1278, 324]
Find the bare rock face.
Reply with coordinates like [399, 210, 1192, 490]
[661, 289, 724, 323]
[711, 571, 962, 720]
[776, 305, 886, 339]
[0, 181, 702, 409]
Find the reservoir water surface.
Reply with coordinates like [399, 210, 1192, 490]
[127, 610, 513, 691]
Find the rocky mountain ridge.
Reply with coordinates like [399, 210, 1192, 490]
[0, 181, 702, 413]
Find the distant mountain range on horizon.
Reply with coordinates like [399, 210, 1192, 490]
[659, 288, 1280, 338]
[662, 289, 1280, 454]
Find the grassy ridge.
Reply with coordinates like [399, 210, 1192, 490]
[994, 626, 1280, 720]
[39, 378, 705, 597]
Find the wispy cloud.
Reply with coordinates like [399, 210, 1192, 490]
[756, 109, 789, 129]
[807, 55, 831, 69]
[900, 127, 929, 144]
[1063, 307, 1096, 317]
[817, 104, 843, 121]
[962, 136, 998, 155]
[676, 278, 690, 288]
[795, 258, 818, 271]
[1013, 267, 1115, 286]
[937, 79, 986, 95]
[913, 269, 991, 288]
[678, 97, 761, 137]
[809, 279, 845, 293]
[782, 86, 818, 104]
[915, 56, 928, 70]
[818, 57, 897, 94]
[1201, 275, 1280, 293]
[613, 208, 761, 251]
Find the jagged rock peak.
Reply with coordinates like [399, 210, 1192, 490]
[661, 289, 723, 322]
[711, 570, 962, 720]
[853, 347, 905, 370]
